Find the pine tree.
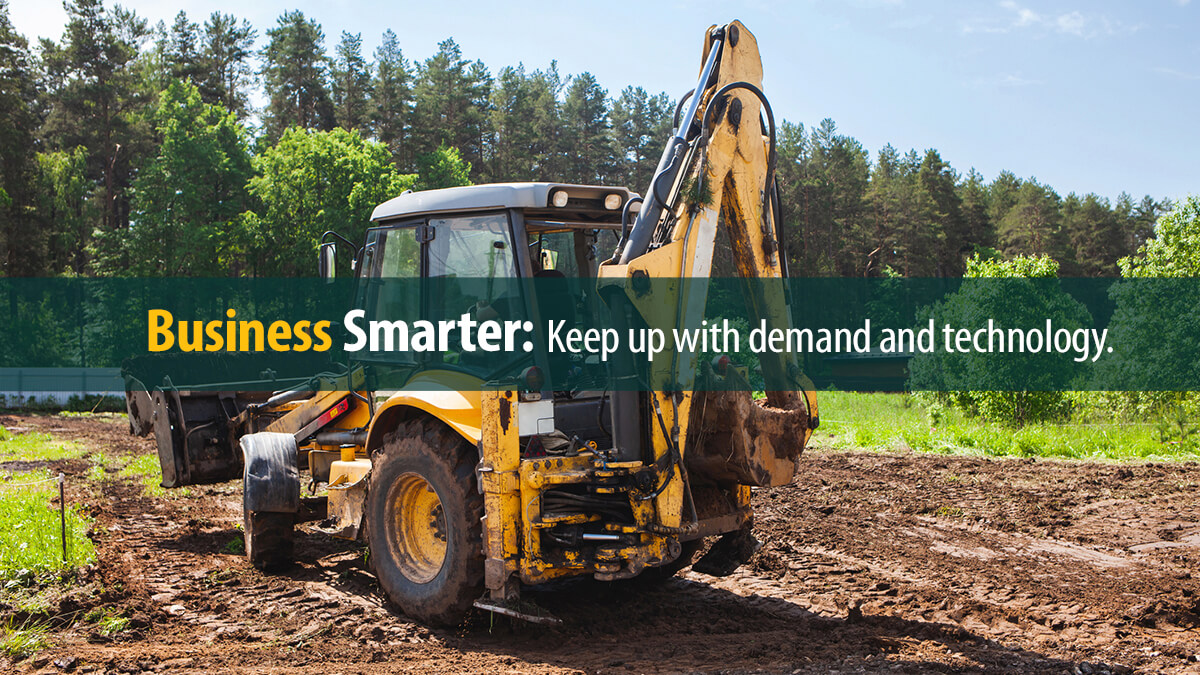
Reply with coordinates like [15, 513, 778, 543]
[610, 86, 672, 191]
[1127, 194, 1164, 255]
[891, 148, 943, 276]
[799, 119, 870, 275]
[998, 179, 1066, 261]
[330, 31, 371, 134]
[1063, 193, 1123, 276]
[987, 170, 1022, 228]
[370, 30, 412, 168]
[774, 121, 812, 273]
[486, 63, 562, 182]
[411, 39, 490, 175]
[959, 168, 994, 255]
[199, 12, 256, 119]
[261, 10, 334, 141]
[918, 149, 966, 276]
[0, 0, 42, 276]
[560, 72, 616, 184]
[38, 0, 151, 250]
[864, 143, 901, 276]
[162, 11, 205, 86]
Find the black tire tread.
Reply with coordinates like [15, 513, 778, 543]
[245, 509, 294, 570]
[368, 418, 484, 626]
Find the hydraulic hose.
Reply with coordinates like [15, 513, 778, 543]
[700, 81, 778, 230]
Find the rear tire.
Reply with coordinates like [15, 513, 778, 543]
[367, 419, 484, 626]
[243, 503, 293, 570]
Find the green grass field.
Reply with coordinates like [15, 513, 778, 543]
[812, 391, 1199, 462]
[0, 427, 85, 462]
[0, 470, 95, 581]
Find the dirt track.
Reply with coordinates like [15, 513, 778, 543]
[6, 414, 1200, 674]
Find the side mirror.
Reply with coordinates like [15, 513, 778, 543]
[319, 242, 336, 282]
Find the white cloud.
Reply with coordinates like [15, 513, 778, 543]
[889, 14, 933, 30]
[1055, 11, 1087, 36]
[974, 73, 1044, 88]
[999, 0, 1041, 27]
[1153, 66, 1200, 80]
[963, 2, 1135, 38]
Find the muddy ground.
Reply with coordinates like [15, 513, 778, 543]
[4, 414, 1200, 674]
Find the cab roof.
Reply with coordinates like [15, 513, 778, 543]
[370, 182, 637, 223]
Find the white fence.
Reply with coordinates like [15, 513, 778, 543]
[0, 368, 125, 407]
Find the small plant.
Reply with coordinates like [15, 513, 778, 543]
[86, 608, 129, 636]
[926, 400, 946, 426]
[205, 568, 237, 586]
[679, 172, 713, 213]
[1153, 403, 1197, 445]
[0, 622, 50, 660]
[224, 538, 245, 555]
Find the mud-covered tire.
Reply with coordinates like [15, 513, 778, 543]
[635, 538, 704, 584]
[243, 504, 293, 571]
[366, 419, 483, 626]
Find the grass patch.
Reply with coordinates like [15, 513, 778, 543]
[84, 607, 129, 636]
[0, 471, 96, 580]
[814, 391, 1200, 462]
[117, 453, 190, 498]
[0, 428, 85, 462]
[56, 411, 125, 422]
[224, 537, 245, 555]
[0, 621, 50, 660]
[118, 453, 167, 497]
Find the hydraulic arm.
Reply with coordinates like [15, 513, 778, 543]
[599, 20, 819, 533]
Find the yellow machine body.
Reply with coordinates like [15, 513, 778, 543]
[297, 21, 816, 600]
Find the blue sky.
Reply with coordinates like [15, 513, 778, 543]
[10, 0, 1197, 202]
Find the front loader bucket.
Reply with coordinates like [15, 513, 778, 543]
[150, 389, 248, 488]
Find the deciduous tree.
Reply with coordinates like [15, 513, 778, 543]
[240, 128, 415, 276]
[93, 81, 252, 276]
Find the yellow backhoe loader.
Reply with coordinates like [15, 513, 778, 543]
[126, 20, 817, 625]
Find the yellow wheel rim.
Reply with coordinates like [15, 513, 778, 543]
[389, 473, 448, 583]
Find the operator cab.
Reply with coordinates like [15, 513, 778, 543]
[331, 182, 638, 451]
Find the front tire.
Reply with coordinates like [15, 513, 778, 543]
[243, 503, 293, 570]
[366, 419, 484, 626]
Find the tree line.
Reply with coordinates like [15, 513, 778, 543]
[0, 0, 1172, 278]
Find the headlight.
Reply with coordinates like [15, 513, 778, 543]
[551, 190, 569, 207]
[604, 193, 622, 210]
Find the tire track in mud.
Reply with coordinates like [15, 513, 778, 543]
[76, 480, 1093, 674]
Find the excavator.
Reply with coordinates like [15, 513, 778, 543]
[125, 20, 818, 625]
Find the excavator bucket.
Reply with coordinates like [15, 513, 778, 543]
[688, 389, 812, 487]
